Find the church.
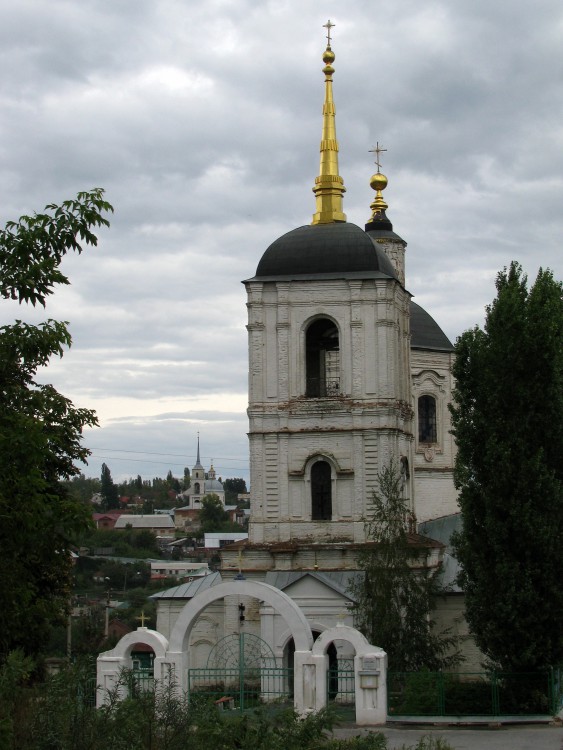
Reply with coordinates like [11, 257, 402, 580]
[173, 437, 226, 531]
[151, 29, 472, 673]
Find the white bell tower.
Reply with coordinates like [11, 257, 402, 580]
[244, 39, 413, 548]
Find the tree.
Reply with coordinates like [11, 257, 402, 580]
[66, 473, 101, 503]
[223, 477, 248, 504]
[100, 463, 119, 510]
[166, 469, 181, 493]
[199, 493, 232, 534]
[350, 463, 461, 671]
[450, 262, 563, 671]
[0, 189, 113, 660]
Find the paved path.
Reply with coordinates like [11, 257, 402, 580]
[331, 723, 563, 750]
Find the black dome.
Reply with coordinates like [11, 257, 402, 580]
[410, 302, 453, 351]
[252, 222, 398, 280]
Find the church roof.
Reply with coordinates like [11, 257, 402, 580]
[250, 222, 398, 281]
[193, 435, 204, 471]
[410, 301, 454, 351]
[247, 37, 401, 285]
[418, 513, 463, 593]
[149, 571, 221, 600]
[205, 479, 224, 492]
[265, 570, 360, 602]
[418, 512, 462, 548]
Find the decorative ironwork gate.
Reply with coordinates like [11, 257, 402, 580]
[187, 633, 293, 712]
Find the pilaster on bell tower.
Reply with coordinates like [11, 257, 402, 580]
[243, 24, 414, 553]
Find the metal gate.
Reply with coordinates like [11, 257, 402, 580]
[327, 659, 355, 720]
[187, 633, 293, 712]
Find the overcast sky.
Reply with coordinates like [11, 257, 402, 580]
[1, 0, 561, 487]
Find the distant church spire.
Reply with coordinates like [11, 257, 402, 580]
[311, 20, 347, 225]
[194, 433, 203, 470]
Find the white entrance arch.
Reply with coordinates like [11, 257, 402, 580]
[97, 581, 386, 722]
[166, 580, 314, 709]
[169, 580, 313, 657]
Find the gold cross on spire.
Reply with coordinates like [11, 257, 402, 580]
[323, 19, 335, 46]
[369, 142, 387, 171]
[136, 610, 150, 628]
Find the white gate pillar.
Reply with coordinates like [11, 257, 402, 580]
[97, 656, 128, 704]
[354, 650, 388, 725]
[293, 651, 329, 715]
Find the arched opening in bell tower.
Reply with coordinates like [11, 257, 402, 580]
[311, 460, 332, 520]
[305, 318, 340, 397]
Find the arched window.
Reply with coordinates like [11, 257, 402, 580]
[418, 395, 437, 443]
[194, 482, 200, 494]
[306, 319, 339, 397]
[311, 461, 332, 520]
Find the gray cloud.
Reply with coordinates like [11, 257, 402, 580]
[1, 0, 561, 482]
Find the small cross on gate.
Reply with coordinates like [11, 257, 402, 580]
[136, 610, 151, 628]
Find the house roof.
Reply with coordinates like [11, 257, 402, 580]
[114, 514, 174, 529]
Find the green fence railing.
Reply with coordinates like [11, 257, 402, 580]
[388, 669, 560, 717]
[551, 665, 563, 714]
[130, 669, 154, 695]
[187, 667, 293, 712]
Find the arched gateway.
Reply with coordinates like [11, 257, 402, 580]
[97, 580, 387, 724]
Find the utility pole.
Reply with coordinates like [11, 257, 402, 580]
[104, 577, 111, 638]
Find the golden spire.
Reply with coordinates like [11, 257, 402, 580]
[368, 142, 389, 218]
[311, 20, 347, 225]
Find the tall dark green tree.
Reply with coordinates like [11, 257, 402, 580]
[450, 262, 563, 671]
[0, 189, 112, 660]
[100, 462, 119, 510]
[350, 463, 461, 671]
